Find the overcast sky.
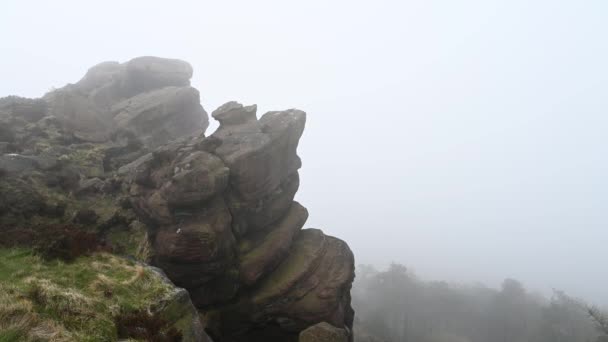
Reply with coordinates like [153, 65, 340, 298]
[2, 0, 608, 304]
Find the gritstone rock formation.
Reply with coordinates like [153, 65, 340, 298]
[0, 56, 354, 342]
[43, 56, 207, 146]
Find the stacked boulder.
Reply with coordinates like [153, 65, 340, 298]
[0, 56, 355, 342]
[44, 56, 208, 146]
[126, 101, 355, 341]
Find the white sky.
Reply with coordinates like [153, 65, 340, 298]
[2, 0, 608, 304]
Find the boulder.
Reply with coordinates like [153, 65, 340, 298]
[43, 56, 208, 146]
[211, 105, 305, 202]
[212, 229, 355, 341]
[128, 148, 229, 226]
[112, 86, 207, 147]
[228, 172, 300, 235]
[247, 229, 355, 333]
[126, 142, 239, 305]
[259, 109, 306, 179]
[209, 102, 306, 237]
[162, 151, 229, 207]
[156, 285, 213, 342]
[122, 56, 193, 96]
[212, 101, 258, 127]
[277, 233, 355, 330]
[45, 87, 113, 141]
[153, 197, 236, 289]
[149, 266, 213, 342]
[76, 61, 122, 94]
[238, 202, 308, 286]
[76, 56, 193, 105]
[299, 322, 349, 342]
[251, 229, 329, 307]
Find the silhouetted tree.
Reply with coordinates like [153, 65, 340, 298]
[588, 306, 608, 342]
[352, 263, 601, 342]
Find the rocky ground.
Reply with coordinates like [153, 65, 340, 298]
[0, 56, 355, 341]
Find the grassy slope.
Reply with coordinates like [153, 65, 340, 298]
[0, 248, 172, 341]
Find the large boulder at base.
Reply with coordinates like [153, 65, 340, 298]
[209, 229, 355, 341]
[299, 322, 349, 342]
[250, 229, 355, 330]
[149, 266, 213, 342]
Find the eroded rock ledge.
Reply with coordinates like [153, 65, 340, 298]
[0, 56, 354, 342]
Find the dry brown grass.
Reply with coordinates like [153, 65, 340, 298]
[0, 283, 71, 341]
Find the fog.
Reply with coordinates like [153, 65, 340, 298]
[2, 0, 607, 306]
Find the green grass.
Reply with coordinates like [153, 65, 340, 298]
[0, 329, 25, 342]
[0, 248, 173, 341]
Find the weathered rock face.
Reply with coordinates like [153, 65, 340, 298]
[0, 57, 355, 342]
[127, 102, 355, 341]
[147, 266, 214, 342]
[207, 102, 305, 237]
[44, 56, 207, 146]
[112, 85, 205, 147]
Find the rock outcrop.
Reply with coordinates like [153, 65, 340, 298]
[0, 56, 355, 342]
[44, 56, 207, 146]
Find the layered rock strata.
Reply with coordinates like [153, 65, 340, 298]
[0, 56, 355, 342]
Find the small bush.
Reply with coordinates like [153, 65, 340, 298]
[0, 224, 106, 261]
[115, 310, 182, 342]
[34, 226, 102, 261]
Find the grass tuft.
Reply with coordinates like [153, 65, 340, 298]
[0, 248, 174, 341]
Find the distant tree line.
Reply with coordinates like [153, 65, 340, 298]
[353, 263, 608, 342]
